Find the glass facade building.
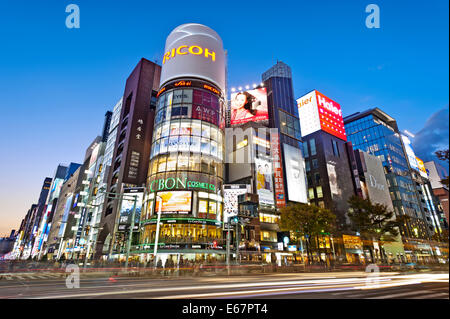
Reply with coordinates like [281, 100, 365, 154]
[140, 80, 226, 254]
[344, 108, 430, 243]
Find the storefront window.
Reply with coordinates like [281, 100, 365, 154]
[211, 127, 218, 141]
[201, 138, 210, 154]
[208, 201, 217, 217]
[168, 136, 178, 152]
[192, 121, 201, 136]
[201, 156, 210, 173]
[178, 136, 190, 152]
[151, 159, 158, 175]
[190, 136, 201, 153]
[160, 137, 168, 153]
[161, 122, 170, 138]
[201, 123, 210, 138]
[157, 157, 167, 172]
[210, 141, 218, 157]
[190, 153, 201, 172]
[166, 154, 177, 171]
[178, 153, 189, 170]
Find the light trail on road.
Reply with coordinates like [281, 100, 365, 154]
[16, 272, 446, 299]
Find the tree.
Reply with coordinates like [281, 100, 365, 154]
[347, 195, 404, 263]
[435, 149, 449, 187]
[279, 203, 336, 264]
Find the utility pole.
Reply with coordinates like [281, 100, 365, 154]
[226, 221, 231, 268]
[235, 217, 240, 265]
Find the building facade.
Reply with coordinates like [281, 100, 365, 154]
[138, 24, 227, 263]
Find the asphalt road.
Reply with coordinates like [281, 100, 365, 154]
[0, 271, 447, 299]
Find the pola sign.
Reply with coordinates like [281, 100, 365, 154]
[297, 90, 347, 141]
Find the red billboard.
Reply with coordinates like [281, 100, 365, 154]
[297, 90, 347, 141]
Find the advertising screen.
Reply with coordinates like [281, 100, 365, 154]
[156, 191, 192, 214]
[230, 87, 269, 125]
[118, 189, 144, 231]
[297, 90, 346, 141]
[401, 135, 419, 171]
[223, 184, 252, 222]
[255, 157, 275, 206]
[271, 132, 286, 207]
[416, 156, 428, 178]
[283, 144, 308, 203]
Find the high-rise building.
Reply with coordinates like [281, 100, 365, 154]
[353, 150, 405, 263]
[33, 164, 69, 258]
[96, 58, 161, 258]
[344, 108, 435, 262]
[297, 91, 356, 230]
[46, 164, 81, 259]
[138, 24, 227, 263]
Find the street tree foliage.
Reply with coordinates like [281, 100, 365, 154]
[347, 195, 408, 261]
[279, 203, 336, 262]
[347, 195, 403, 242]
[435, 149, 449, 187]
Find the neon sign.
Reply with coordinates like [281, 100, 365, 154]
[163, 45, 216, 64]
[149, 177, 215, 192]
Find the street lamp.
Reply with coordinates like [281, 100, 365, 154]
[153, 194, 163, 268]
[124, 195, 138, 270]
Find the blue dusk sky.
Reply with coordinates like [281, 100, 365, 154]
[0, 0, 448, 235]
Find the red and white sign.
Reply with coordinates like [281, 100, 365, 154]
[296, 90, 346, 141]
[271, 132, 286, 208]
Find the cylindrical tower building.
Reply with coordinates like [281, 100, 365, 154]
[140, 24, 226, 261]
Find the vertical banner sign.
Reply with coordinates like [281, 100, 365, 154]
[271, 132, 286, 207]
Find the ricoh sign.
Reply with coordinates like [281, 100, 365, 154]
[297, 90, 346, 141]
[159, 23, 226, 93]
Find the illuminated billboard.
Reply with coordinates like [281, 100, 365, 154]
[230, 87, 269, 125]
[416, 157, 428, 178]
[401, 135, 420, 171]
[255, 157, 275, 206]
[156, 191, 192, 214]
[118, 188, 144, 232]
[283, 144, 308, 203]
[271, 132, 286, 207]
[159, 24, 226, 92]
[223, 184, 252, 222]
[296, 90, 346, 141]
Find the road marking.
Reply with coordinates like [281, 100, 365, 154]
[411, 293, 448, 299]
[370, 290, 436, 299]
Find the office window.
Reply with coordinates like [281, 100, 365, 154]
[316, 186, 323, 198]
[332, 140, 340, 157]
[303, 141, 309, 158]
[314, 173, 321, 184]
[309, 139, 316, 156]
[308, 188, 315, 199]
[312, 159, 318, 169]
